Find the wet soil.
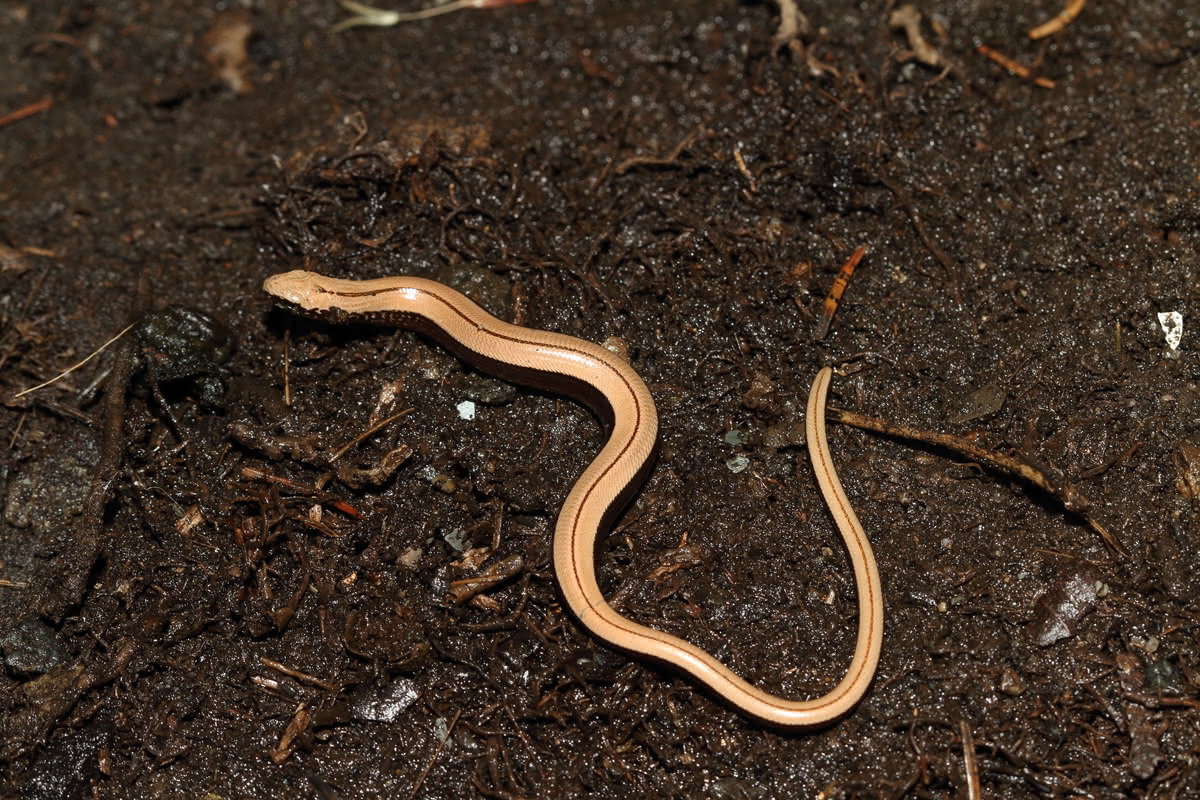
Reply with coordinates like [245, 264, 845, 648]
[2, 1, 1200, 797]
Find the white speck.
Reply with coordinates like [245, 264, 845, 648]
[1157, 311, 1183, 350]
[457, 400, 476, 420]
[443, 528, 466, 552]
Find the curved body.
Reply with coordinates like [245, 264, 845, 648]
[263, 270, 883, 726]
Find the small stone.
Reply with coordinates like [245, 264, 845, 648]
[999, 665, 1027, 696]
[1, 617, 67, 677]
[443, 528, 467, 552]
[350, 678, 419, 723]
[725, 455, 749, 473]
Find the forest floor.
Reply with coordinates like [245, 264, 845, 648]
[2, 1, 1199, 797]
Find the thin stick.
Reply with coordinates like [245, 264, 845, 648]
[878, 174, 963, 304]
[827, 405, 1129, 558]
[11, 322, 137, 400]
[732, 145, 756, 193]
[260, 656, 339, 692]
[407, 708, 462, 799]
[976, 45, 1056, 89]
[8, 412, 26, 448]
[282, 327, 292, 407]
[1029, 0, 1086, 40]
[615, 126, 703, 175]
[327, 408, 413, 463]
[960, 719, 981, 800]
[0, 97, 52, 129]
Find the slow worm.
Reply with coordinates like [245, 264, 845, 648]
[263, 270, 883, 726]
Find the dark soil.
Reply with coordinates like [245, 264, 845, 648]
[3, 1, 1200, 797]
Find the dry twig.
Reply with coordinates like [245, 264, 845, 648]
[827, 405, 1129, 558]
[1030, 0, 1087, 39]
[889, 5, 940, 67]
[0, 97, 52, 129]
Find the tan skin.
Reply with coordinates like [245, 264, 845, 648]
[264, 270, 883, 726]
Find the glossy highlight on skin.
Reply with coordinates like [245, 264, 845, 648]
[263, 270, 883, 726]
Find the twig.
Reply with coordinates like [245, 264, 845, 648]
[977, 45, 1056, 89]
[732, 145, 756, 193]
[615, 126, 703, 175]
[11, 322, 137, 399]
[31, 33, 102, 71]
[889, 5, 940, 67]
[408, 708, 463, 799]
[260, 656, 339, 691]
[960, 719, 981, 800]
[826, 405, 1129, 558]
[8, 411, 26, 448]
[240, 466, 364, 519]
[270, 704, 313, 764]
[878, 174, 962, 304]
[327, 408, 413, 462]
[1029, 0, 1087, 39]
[0, 97, 53, 129]
[1079, 439, 1142, 479]
[283, 327, 291, 406]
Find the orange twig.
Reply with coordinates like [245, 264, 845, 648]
[977, 45, 1056, 89]
[0, 97, 52, 129]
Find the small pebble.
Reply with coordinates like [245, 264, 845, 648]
[398, 546, 423, 569]
[726, 455, 749, 473]
[350, 678, 419, 723]
[999, 665, 1027, 696]
[1, 617, 66, 676]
